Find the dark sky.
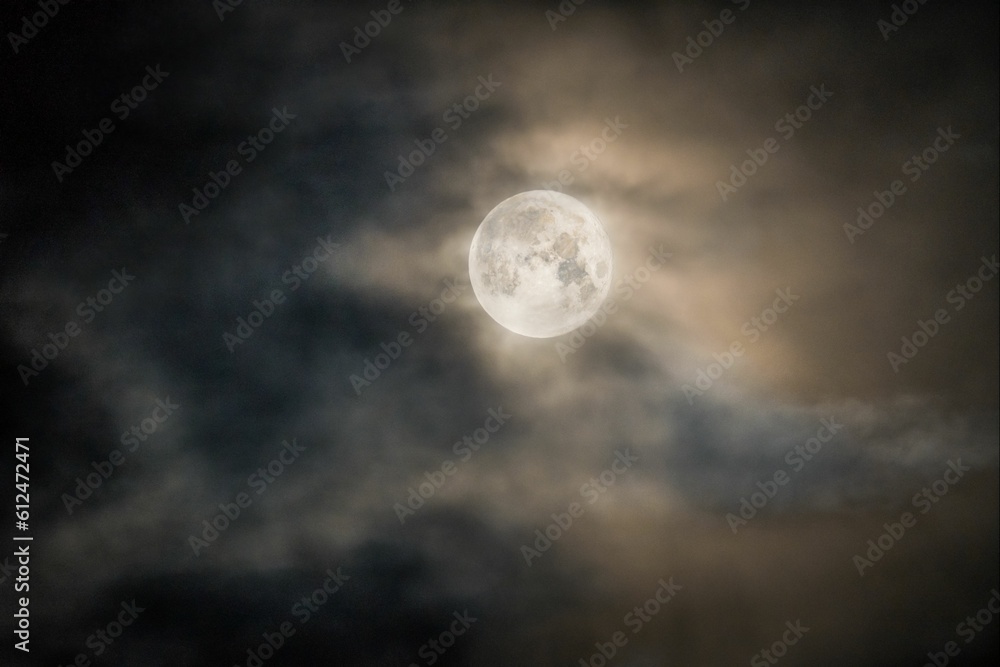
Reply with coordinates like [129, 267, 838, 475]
[2, 1, 998, 665]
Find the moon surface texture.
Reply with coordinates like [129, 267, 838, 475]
[469, 190, 613, 338]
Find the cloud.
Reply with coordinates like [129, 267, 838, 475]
[4, 1, 997, 665]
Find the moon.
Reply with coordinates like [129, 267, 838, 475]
[469, 190, 613, 338]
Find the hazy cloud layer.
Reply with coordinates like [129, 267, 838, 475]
[3, 1, 997, 665]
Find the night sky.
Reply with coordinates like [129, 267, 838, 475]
[2, 1, 998, 665]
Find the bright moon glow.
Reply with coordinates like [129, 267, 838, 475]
[469, 190, 613, 338]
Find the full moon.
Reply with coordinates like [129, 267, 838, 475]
[469, 190, 613, 338]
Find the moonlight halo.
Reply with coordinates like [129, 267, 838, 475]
[469, 190, 613, 338]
